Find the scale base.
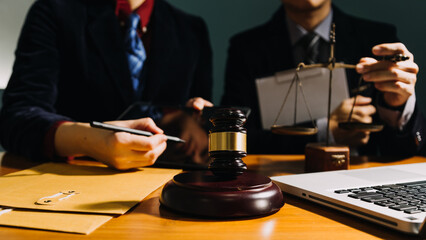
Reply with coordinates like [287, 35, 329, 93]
[305, 143, 349, 172]
[160, 171, 284, 218]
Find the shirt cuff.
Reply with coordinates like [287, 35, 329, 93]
[43, 120, 73, 162]
[378, 94, 416, 131]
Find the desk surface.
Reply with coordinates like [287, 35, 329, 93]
[0, 152, 425, 240]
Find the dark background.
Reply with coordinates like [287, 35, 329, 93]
[1, 0, 425, 151]
[167, 0, 426, 112]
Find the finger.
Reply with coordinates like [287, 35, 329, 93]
[185, 98, 200, 108]
[353, 104, 376, 117]
[201, 98, 214, 107]
[192, 98, 214, 111]
[363, 68, 416, 84]
[336, 97, 371, 118]
[358, 60, 418, 75]
[358, 57, 377, 65]
[374, 81, 414, 96]
[358, 57, 376, 64]
[352, 96, 372, 106]
[114, 141, 167, 169]
[372, 43, 410, 57]
[117, 133, 167, 151]
[356, 57, 378, 73]
[357, 60, 393, 74]
[193, 99, 204, 111]
[349, 113, 373, 124]
[129, 141, 167, 167]
[341, 96, 369, 108]
[133, 118, 164, 134]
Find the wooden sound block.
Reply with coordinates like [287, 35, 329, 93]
[160, 171, 284, 218]
[305, 143, 349, 172]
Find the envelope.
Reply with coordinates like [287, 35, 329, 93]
[0, 162, 180, 214]
[0, 162, 181, 233]
[0, 208, 113, 234]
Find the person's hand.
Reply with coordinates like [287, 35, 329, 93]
[356, 43, 418, 107]
[158, 111, 209, 165]
[55, 118, 167, 170]
[185, 97, 213, 111]
[178, 115, 209, 164]
[330, 96, 376, 147]
[183, 97, 211, 163]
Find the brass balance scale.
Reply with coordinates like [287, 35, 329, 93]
[269, 23, 405, 172]
[271, 23, 386, 140]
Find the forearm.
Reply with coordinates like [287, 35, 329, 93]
[0, 104, 72, 161]
[54, 122, 103, 158]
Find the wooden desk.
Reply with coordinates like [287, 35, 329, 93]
[0, 152, 425, 239]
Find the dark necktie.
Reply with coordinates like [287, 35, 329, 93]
[124, 13, 146, 92]
[298, 32, 321, 64]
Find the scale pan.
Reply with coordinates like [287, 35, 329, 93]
[338, 122, 383, 132]
[271, 125, 318, 136]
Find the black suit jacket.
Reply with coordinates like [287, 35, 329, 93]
[222, 5, 426, 156]
[0, 0, 213, 160]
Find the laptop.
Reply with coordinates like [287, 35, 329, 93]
[271, 162, 426, 234]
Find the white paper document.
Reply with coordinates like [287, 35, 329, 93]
[256, 67, 349, 130]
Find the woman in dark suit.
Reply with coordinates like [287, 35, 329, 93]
[0, 0, 213, 169]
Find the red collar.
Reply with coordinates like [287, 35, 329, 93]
[115, 0, 154, 31]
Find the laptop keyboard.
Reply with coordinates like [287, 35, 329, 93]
[334, 180, 426, 214]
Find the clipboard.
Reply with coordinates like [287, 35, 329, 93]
[255, 67, 349, 130]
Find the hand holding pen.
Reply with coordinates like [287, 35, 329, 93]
[356, 42, 418, 108]
[80, 118, 169, 170]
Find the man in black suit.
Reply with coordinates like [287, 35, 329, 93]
[222, 0, 425, 156]
[0, 0, 213, 170]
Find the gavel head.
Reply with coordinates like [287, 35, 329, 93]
[208, 108, 247, 177]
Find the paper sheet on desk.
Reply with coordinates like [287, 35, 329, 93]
[256, 67, 349, 130]
[0, 163, 180, 234]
